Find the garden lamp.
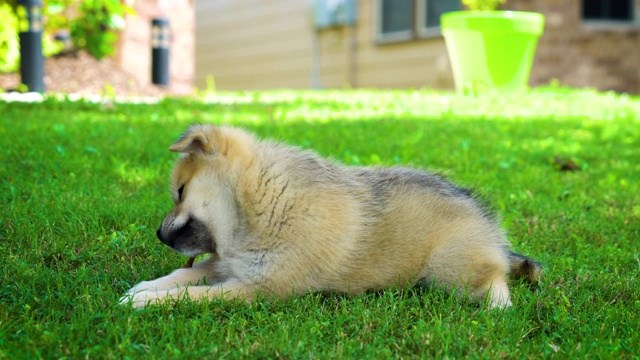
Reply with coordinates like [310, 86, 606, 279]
[151, 18, 170, 86]
[17, 0, 45, 92]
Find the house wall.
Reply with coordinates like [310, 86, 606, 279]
[316, 1, 454, 89]
[194, 0, 454, 91]
[195, 1, 313, 90]
[194, 0, 640, 93]
[507, 0, 640, 93]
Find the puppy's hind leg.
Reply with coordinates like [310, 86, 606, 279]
[478, 277, 512, 309]
[420, 245, 513, 308]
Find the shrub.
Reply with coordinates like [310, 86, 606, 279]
[0, 2, 20, 72]
[69, 0, 134, 60]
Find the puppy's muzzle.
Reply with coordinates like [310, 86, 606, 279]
[155, 218, 215, 256]
[156, 226, 180, 249]
[156, 227, 173, 247]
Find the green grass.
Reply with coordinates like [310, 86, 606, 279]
[1, 89, 639, 358]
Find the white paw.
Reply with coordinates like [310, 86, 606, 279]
[120, 290, 165, 308]
[489, 297, 513, 309]
[120, 280, 162, 308]
[124, 281, 157, 296]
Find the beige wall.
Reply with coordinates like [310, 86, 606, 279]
[316, 1, 453, 89]
[195, 1, 313, 90]
[195, 0, 454, 91]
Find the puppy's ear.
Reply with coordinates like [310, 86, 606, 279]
[169, 125, 214, 154]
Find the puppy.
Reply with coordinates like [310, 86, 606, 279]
[121, 125, 541, 308]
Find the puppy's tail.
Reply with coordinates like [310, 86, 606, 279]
[508, 251, 542, 284]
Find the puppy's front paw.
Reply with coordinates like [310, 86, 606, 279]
[120, 281, 162, 308]
[124, 280, 156, 296]
[120, 290, 165, 308]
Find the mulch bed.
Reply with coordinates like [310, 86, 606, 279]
[0, 51, 176, 97]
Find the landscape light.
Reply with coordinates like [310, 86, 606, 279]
[151, 18, 170, 86]
[17, 0, 45, 92]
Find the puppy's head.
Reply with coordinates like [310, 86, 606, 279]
[156, 125, 253, 257]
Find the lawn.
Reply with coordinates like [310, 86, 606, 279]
[1, 89, 639, 358]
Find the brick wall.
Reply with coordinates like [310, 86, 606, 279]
[116, 0, 194, 95]
[507, 0, 640, 93]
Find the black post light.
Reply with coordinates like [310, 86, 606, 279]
[17, 0, 45, 92]
[151, 18, 170, 86]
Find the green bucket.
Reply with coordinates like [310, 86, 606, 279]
[441, 11, 545, 94]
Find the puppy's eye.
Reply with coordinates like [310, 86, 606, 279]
[177, 185, 185, 202]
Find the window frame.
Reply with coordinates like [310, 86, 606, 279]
[375, 0, 415, 43]
[581, 0, 638, 26]
[416, 0, 447, 38]
[375, 0, 460, 44]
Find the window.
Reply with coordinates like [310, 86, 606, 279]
[582, 0, 634, 22]
[376, 0, 460, 43]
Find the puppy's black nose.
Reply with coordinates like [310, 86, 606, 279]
[156, 227, 171, 246]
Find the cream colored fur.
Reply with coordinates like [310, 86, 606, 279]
[121, 125, 540, 309]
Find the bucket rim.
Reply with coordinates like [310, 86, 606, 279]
[441, 11, 545, 35]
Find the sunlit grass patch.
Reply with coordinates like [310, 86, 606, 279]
[1, 88, 639, 358]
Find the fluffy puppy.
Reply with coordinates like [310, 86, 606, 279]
[122, 125, 541, 308]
